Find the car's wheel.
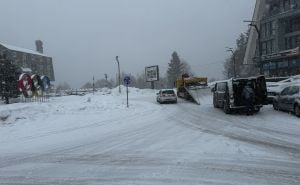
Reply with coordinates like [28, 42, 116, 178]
[253, 107, 260, 113]
[223, 101, 231, 114]
[273, 101, 279, 110]
[294, 105, 300, 118]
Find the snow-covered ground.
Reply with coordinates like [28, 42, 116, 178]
[0, 86, 300, 185]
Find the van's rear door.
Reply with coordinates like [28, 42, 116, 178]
[256, 76, 268, 105]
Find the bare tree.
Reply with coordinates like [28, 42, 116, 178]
[223, 30, 259, 78]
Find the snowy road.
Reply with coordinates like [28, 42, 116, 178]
[0, 87, 300, 185]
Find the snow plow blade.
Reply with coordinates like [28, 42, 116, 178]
[184, 86, 210, 105]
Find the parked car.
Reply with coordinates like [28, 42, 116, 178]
[211, 76, 267, 114]
[273, 84, 300, 117]
[267, 75, 300, 104]
[156, 89, 177, 104]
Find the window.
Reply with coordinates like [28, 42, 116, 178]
[283, 0, 294, 10]
[289, 59, 298, 67]
[278, 61, 289, 68]
[266, 22, 270, 37]
[284, 35, 300, 49]
[270, 62, 277, 70]
[217, 82, 226, 92]
[271, 21, 276, 35]
[261, 24, 266, 38]
[267, 41, 271, 54]
[290, 86, 300, 95]
[263, 63, 270, 70]
[266, 40, 275, 54]
[262, 42, 267, 55]
[271, 40, 275, 53]
[281, 86, 290, 95]
[162, 90, 175, 95]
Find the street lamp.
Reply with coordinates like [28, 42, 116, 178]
[244, 20, 262, 75]
[115, 56, 121, 93]
[226, 47, 236, 78]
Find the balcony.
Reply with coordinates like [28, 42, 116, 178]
[262, 2, 300, 20]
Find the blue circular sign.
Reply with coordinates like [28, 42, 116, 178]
[123, 76, 131, 85]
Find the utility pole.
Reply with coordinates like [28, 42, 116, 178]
[93, 75, 95, 95]
[115, 56, 121, 93]
[226, 47, 236, 78]
[104, 74, 108, 88]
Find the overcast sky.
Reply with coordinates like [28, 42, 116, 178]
[0, 0, 255, 88]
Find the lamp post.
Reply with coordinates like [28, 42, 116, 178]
[226, 47, 236, 78]
[93, 75, 95, 95]
[244, 20, 262, 75]
[115, 56, 121, 93]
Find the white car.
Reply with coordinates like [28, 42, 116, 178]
[267, 75, 300, 103]
[156, 89, 177, 104]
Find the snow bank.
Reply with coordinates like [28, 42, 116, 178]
[0, 86, 152, 124]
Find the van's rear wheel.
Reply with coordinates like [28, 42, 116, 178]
[213, 98, 218, 108]
[295, 105, 300, 118]
[253, 107, 260, 113]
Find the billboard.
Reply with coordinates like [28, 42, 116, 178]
[145, 65, 159, 82]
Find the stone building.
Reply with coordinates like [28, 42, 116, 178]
[244, 0, 300, 77]
[0, 41, 55, 81]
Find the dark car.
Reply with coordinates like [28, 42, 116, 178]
[273, 85, 300, 117]
[212, 76, 267, 114]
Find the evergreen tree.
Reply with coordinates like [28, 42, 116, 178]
[0, 55, 21, 104]
[167, 52, 183, 87]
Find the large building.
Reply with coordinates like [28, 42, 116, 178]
[0, 41, 55, 81]
[244, 0, 300, 77]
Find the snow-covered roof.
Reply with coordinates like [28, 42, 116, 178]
[0, 42, 48, 57]
[21, 67, 32, 73]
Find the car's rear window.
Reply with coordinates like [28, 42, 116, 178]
[162, 90, 175, 94]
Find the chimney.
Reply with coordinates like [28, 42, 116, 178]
[35, 40, 43, 53]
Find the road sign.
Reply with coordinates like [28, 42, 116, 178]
[123, 76, 131, 85]
[145, 65, 159, 82]
[123, 76, 131, 108]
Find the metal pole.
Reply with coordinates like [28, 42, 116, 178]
[93, 75, 95, 95]
[226, 47, 236, 78]
[126, 85, 129, 108]
[232, 52, 236, 78]
[256, 25, 263, 75]
[116, 56, 121, 93]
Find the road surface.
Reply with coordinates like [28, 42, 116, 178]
[0, 89, 299, 185]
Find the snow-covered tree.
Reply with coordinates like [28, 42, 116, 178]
[56, 82, 71, 93]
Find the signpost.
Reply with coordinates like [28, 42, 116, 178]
[123, 75, 131, 108]
[145, 65, 159, 89]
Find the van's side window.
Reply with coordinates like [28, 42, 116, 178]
[216, 83, 221, 91]
[217, 82, 226, 92]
